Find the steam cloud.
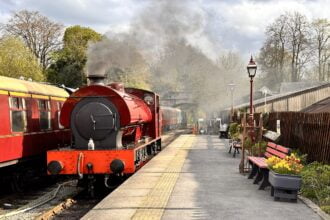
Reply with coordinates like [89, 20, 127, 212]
[86, 0, 248, 116]
[87, 0, 216, 76]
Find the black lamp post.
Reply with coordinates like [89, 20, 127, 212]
[247, 56, 257, 125]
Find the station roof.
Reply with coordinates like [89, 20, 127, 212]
[301, 96, 330, 113]
[0, 75, 69, 98]
[229, 82, 330, 110]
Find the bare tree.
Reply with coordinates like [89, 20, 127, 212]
[311, 19, 330, 81]
[286, 12, 310, 82]
[267, 14, 288, 82]
[258, 14, 291, 89]
[2, 10, 63, 70]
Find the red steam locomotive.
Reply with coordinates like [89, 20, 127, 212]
[47, 76, 162, 192]
[0, 76, 71, 191]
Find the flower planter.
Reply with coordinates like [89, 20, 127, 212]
[269, 170, 302, 202]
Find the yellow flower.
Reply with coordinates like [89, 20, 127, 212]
[267, 154, 303, 175]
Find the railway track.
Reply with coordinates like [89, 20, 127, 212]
[0, 178, 80, 220]
[0, 130, 188, 220]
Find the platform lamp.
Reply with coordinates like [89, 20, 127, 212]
[247, 56, 257, 122]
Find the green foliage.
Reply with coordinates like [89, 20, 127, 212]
[251, 141, 267, 156]
[47, 26, 102, 87]
[290, 149, 308, 165]
[47, 58, 85, 88]
[0, 36, 44, 81]
[243, 136, 253, 150]
[301, 162, 330, 214]
[320, 206, 330, 214]
[63, 25, 102, 61]
[229, 123, 241, 140]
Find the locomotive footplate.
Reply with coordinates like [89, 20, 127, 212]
[47, 137, 161, 176]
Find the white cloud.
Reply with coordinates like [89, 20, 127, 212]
[202, 0, 330, 57]
[1, 0, 330, 57]
[0, 0, 147, 33]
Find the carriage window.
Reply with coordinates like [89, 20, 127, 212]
[38, 100, 51, 130]
[9, 97, 27, 132]
[57, 102, 64, 129]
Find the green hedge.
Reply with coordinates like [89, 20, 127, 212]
[301, 162, 330, 214]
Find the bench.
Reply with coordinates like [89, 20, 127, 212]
[247, 142, 291, 190]
[228, 140, 241, 157]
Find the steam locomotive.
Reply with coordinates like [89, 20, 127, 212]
[47, 75, 165, 193]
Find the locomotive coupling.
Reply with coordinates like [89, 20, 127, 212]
[47, 160, 64, 175]
[110, 159, 125, 174]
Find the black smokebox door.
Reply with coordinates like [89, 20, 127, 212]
[75, 102, 115, 141]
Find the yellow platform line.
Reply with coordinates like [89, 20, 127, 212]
[132, 135, 195, 220]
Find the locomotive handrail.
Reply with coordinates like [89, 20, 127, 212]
[77, 152, 84, 179]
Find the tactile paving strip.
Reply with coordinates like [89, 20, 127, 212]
[132, 135, 195, 220]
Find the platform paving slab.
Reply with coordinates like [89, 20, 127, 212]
[83, 135, 322, 220]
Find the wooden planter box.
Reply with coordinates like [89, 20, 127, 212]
[269, 170, 302, 202]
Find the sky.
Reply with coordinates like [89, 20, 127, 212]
[1, 0, 330, 60]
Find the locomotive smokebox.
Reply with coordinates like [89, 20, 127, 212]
[87, 75, 105, 85]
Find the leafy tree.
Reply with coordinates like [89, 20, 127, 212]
[2, 10, 63, 70]
[47, 26, 102, 88]
[0, 36, 43, 80]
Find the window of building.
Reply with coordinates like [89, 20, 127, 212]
[9, 97, 27, 132]
[38, 99, 51, 130]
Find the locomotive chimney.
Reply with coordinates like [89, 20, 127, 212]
[87, 75, 105, 85]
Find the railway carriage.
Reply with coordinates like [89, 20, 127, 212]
[161, 106, 184, 131]
[0, 76, 71, 191]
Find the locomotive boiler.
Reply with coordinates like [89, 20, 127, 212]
[47, 75, 161, 192]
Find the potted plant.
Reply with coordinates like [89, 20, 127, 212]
[266, 154, 304, 201]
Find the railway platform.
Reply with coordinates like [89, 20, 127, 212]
[83, 135, 321, 220]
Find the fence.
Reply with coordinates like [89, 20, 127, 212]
[266, 112, 330, 164]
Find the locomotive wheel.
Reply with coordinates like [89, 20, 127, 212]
[157, 141, 162, 151]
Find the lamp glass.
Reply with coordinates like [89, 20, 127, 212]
[247, 65, 257, 78]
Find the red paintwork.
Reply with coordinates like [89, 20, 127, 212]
[125, 88, 161, 139]
[48, 84, 161, 175]
[60, 85, 152, 128]
[0, 94, 71, 164]
[47, 149, 136, 174]
[47, 137, 161, 175]
[0, 95, 10, 136]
